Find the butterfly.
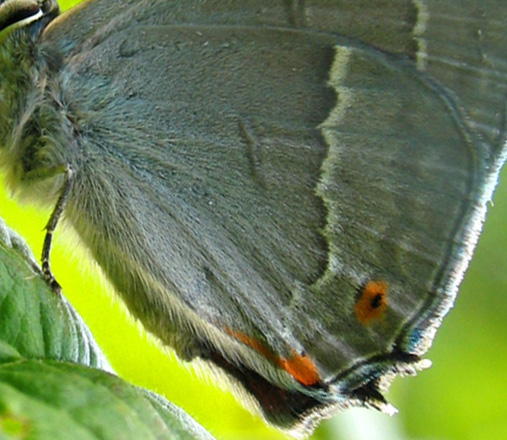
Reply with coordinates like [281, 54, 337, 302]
[0, 0, 505, 436]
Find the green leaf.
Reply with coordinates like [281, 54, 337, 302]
[0, 219, 215, 440]
[0, 222, 110, 369]
[0, 360, 215, 440]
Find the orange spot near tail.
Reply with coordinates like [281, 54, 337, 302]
[226, 328, 321, 386]
[355, 280, 388, 325]
[279, 352, 321, 386]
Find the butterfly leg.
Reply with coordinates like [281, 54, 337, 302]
[41, 164, 74, 294]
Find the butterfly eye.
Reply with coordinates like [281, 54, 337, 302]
[0, 0, 40, 32]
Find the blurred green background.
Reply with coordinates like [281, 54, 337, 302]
[1, 1, 506, 439]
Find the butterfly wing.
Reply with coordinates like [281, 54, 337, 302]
[34, 0, 506, 431]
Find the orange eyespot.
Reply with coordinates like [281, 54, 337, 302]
[355, 280, 388, 325]
[226, 328, 321, 386]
